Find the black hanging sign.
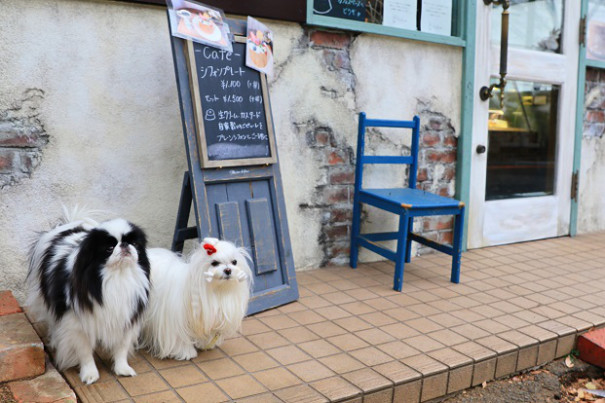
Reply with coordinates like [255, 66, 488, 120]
[185, 36, 277, 168]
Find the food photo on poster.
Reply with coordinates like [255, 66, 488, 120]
[167, 0, 232, 53]
[245, 16, 274, 76]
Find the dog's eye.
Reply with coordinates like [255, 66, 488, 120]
[106, 246, 114, 253]
[231, 260, 237, 265]
[211, 261, 220, 267]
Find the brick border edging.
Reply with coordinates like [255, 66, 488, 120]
[0, 290, 77, 403]
[332, 329, 592, 403]
[0, 291, 22, 316]
[280, 328, 589, 403]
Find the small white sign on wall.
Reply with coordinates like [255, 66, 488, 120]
[420, 0, 452, 36]
[382, 0, 417, 31]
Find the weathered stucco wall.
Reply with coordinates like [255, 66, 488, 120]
[579, 68, 605, 233]
[0, 0, 186, 300]
[0, 0, 463, 301]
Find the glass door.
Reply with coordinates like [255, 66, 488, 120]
[468, 1, 580, 248]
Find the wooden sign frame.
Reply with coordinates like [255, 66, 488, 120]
[184, 36, 277, 168]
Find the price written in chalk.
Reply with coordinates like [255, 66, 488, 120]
[342, 8, 362, 18]
[193, 40, 273, 161]
[339, 0, 364, 18]
[313, 0, 365, 21]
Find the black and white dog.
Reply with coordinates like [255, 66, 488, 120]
[26, 212, 150, 385]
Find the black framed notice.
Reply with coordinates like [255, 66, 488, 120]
[185, 36, 277, 168]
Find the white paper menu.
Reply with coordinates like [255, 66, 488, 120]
[420, 0, 452, 36]
[383, 0, 417, 31]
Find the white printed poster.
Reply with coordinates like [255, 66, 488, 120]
[383, 0, 417, 31]
[420, 0, 452, 36]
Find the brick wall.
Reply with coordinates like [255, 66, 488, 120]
[0, 89, 48, 188]
[584, 68, 605, 139]
[301, 30, 457, 265]
[415, 104, 458, 252]
[301, 124, 356, 266]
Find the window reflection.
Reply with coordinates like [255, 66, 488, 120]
[491, 0, 563, 53]
[486, 80, 558, 200]
[588, 0, 605, 61]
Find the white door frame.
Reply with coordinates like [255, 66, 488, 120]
[468, 1, 580, 249]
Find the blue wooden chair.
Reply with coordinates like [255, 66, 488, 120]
[350, 112, 465, 291]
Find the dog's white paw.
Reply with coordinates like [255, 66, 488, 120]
[236, 271, 247, 282]
[113, 362, 137, 377]
[80, 363, 100, 385]
[174, 345, 198, 360]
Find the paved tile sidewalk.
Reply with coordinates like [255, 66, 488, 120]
[37, 232, 605, 402]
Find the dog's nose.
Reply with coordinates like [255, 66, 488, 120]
[223, 268, 232, 276]
[120, 242, 129, 249]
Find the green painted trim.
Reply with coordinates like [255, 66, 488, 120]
[306, 12, 466, 47]
[571, 0, 589, 236]
[306, 0, 314, 26]
[586, 58, 605, 69]
[456, 0, 476, 251]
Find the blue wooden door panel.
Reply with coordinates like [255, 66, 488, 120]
[250, 179, 288, 290]
[246, 198, 279, 276]
[216, 201, 244, 246]
[223, 181, 253, 250]
[206, 179, 289, 295]
[247, 180, 286, 291]
[169, 22, 299, 315]
[206, 183, 228, 239]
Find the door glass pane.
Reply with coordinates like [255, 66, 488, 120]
[588, 0, 605, 61]
[486, 80, 559, 201]
[491, 0, 563, 53]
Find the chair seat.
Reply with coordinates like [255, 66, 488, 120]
[360, 188, 463, 210]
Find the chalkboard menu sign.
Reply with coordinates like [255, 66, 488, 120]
[313, 0, 366, 21]
[185, 36, 277, 168]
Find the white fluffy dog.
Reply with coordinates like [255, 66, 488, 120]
[140, 237, 252, 360]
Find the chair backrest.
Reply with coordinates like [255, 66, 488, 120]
[355, 112, 421, 190]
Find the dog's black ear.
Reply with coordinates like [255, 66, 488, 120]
[72, 229, 114, 312]
[122, 222, 151, 326]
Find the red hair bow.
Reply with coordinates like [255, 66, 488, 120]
[203, 243, 217, 255]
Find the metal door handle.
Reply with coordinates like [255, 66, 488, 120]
[479, 0, 510, 106]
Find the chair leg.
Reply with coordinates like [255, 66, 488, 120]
[393, 212, 410, 292]
[405, 217, 413, 263]
[450, 207, 465, 283]
[350, 200, 362, 269]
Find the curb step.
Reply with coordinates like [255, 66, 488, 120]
[0, 290, 76, 402]
[578, 327, 605, 369]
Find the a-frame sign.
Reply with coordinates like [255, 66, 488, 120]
[168, 18, 298, 315]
